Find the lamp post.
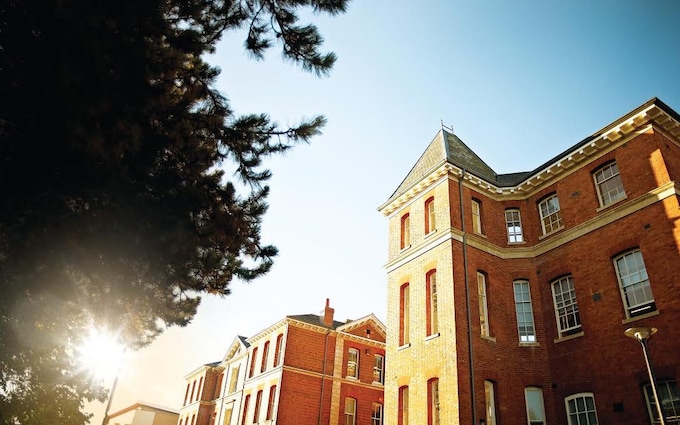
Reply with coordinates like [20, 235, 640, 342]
[100, 346, 126, 425]
[624, 327, 666, 425]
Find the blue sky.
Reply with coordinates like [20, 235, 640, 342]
[87, 0, 680, 420]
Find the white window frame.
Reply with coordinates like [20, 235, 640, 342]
[347, 348, 359, 379]
[400, 213, 410, 249]
[478, 272, 490, 337]
[505, 209, 524, 243]
[425, 197, 436, 234]
[513, 280, 536, 343]
[614, 249, 655, 317]
[371, 403, 383, 425]
[471, 199, 482, 234]
[427, 270, 439, 336]
[644, 380, 680, 424]
[344, 398, 356, 425]
[484, 380, 497, 425]
[538, 194, 563, 235]
[551, 275, 581, 337]
[565, 393, 598, 425]
[373, 354, 384, 384]
[525, 387, 546, 425]
[594, 162, 625, 207]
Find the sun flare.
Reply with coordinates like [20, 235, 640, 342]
[77, 327, 125, 382]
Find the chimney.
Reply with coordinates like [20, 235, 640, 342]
[322, 298, 335, 327]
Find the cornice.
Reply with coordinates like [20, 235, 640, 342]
[385, 181, 678, 272]
[379, 103, 680, 216]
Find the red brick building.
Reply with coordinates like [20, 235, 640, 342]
[177, 300, 386, 425]
[379, 98, 680, 425]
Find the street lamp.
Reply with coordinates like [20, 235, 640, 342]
[624, 327, 666, 425]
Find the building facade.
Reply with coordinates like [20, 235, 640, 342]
[378, 98, 680, 425]
[177, 300, 386, 425]
[106, 402, 179, 425]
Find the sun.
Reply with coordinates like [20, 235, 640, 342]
[77, 327, 126, 382]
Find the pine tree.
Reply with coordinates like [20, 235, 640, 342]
[0, 0, 348, 423]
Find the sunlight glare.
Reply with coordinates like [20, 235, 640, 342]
[77, 327, 125, 382]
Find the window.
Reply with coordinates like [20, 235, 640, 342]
[274, 334, 284, 367]
[428, 378, 440, 425]
[400, 283, 410, 346]
[552, 275, 581, 337]
[190, 380, 196, 403]
[183, 383, 190, 405]
[216, 373, 224, 398]
[525, 387, 546, 425]
[505, 209, 524, 243]
[249, 348, 258, 377]
[426, 270, 439, 336]
[373, 354, 384, 384]
[228, 365, 240, 394]
[261, 341, 269, 372]
[485, 381, 497, 425]
[514, 280, 536, 343]
[644, 381, 680, 424]
[399, 386, 409, 425]
[372, 403, 384, 425]
[478, 272, 489, 337]
[425, 197, 436, 234]
[565, 393, 598, 425]
[253, 390, 262, 423]
[471, 199, 482, 234]
[223, 408, 233, 425]
[400, 213, 410, 249]
[594, 162, 625, 207]
[538, 194, 563, 235]
[266, 385, 277, 420]
[344, 398, 356, 425]
[197, 377, 203, 401]
[347, 348, 359, 379]
[614, 249, 655, 317]
[241, 395, 250, 425]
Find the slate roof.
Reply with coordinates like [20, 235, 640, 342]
[287, 314, 344, 329]
[383, 97, 679, 206]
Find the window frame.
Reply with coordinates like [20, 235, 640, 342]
[538, 194, 563, 235]
[266, 385, 277, 420]
[551, 275, 581, 337]
[478, 272, 490, 337]
[425, 197, 436, 234]
[249, 348, 258, 377]
[241, 394, 250, 425]
[400, 213, 411, 249]
[426, 269, 439, 336]
[524, 387, 546, 425]
[371, 402, 384, 425]
[614, 249, 655, 317]
[228, 365, 240, 394]
[565, 393, 598, 425]
[346, 348, 359, 379]
[274, 334, 284, 367]
[484, 380, 497, 425]
[399, 386, 409, 425]
[428, 378, 440, 425]
[505, 208, 524, 243]
[471, 198, 483, 234]
[253, 390, 263, 423]
[400, 283, 410, 346]
[260, 341, 270, 373]
[594, 161, 625, 207]
[513, 280, 537, 343]
[644, 380, 680, 424]
[344, 397, 357, 425]
[373, 354, 385, 384]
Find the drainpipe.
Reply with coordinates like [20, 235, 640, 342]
[317, 330, 331, 425]
[459, 169, 477, 425]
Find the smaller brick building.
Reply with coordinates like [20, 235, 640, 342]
[177, 300, 386, 425]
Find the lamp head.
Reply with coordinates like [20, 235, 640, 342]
[624, 326, 657, 342]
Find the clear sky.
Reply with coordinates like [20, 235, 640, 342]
[86, 0, 680, 421]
